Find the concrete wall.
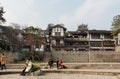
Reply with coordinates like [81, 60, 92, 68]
[52, 51, 120, 63]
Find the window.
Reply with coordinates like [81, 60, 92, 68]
[55, 49, 61, 51]
[90, 41, 101, 47]
[104, 34, 112, 39]
[56, 39, 60, 45]
[91, 34, 100, 39]
[55, 32, 61, 36]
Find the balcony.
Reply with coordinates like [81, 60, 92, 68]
[90, 47, 102, 49]
[52, 44, 65, 48]
[103, 47, 115, 49]
[51, 36, 65, 38]
[65, 38, 89, 41]
[103, 39, 115, 41]
[90, 38, 115, 41]
[90, 46, 115, 50]
[90, 39, 101, 41]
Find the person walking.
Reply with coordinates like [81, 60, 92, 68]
[0, 55, 1, 70]
[0, 53, 7, 70]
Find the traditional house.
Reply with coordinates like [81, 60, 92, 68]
[115, 32, 120, 52]
[46, 24, 66, 51]
[46, 24, 115, 52]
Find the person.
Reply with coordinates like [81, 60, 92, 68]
[0, 53, 6, 70]
[21, 58, 33, 76]
[56, 58, 60, 69]
[58, 59, 63, 69]
[0, 56, 1, 70]
[58, 59, 67, 69]
[60, 62, 67, 69]
[48, 59, 53, 69]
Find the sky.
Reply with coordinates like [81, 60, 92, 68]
[0, 0, 120, 31]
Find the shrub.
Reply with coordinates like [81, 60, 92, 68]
[31, 65, 40, 72]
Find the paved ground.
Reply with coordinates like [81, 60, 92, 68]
[1, 69, 120, 79]
[0, 73, 118, 79]
[1, 63, 120, 79]
[2, 69, 120, 74]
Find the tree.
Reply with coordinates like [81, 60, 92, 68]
[111, 15, 120, 37]
[0, 6, 5, 23]
[23, 26, 43, 48]
[0, 25, 22, 51]
[23, 26, 44, 61]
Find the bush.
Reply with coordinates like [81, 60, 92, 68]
[31, 65, 40, 72]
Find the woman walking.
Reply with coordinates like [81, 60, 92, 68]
[0, 53, 6, 70]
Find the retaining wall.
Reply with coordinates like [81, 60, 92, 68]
[5, 52, 20, 63]
[5, 51, 120, 63]
[52, 51, 120, 63]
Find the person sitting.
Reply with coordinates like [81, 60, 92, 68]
[58, 59, 67, 69]
[60, 62, 67, 69]
[56, 58, 60, 69]
[48, 59, 53, 69]
[21, 58, 33, 76]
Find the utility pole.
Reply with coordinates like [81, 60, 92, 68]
[88, 33, 91, 66]
[101, 37, 104, 51]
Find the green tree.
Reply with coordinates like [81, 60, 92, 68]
[111, 15, 120, 37]
[23, 26, 41, 35]
[23, 26, 43, 47]
[0, 6, 5, 23]
[23, 26, 44, 61]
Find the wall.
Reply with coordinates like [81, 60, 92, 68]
[115, 46, 120, 52]
[5, 51, 120, 63]
[52, 51, 120, 63]
[5, 52, 20, 63]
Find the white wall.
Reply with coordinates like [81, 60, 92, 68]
[51, 27, 64, 36]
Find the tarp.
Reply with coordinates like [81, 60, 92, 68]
[19, 50, 26, 54]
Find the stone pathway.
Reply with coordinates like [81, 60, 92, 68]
[0, 73, 118, 79]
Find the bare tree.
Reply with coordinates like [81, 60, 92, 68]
[0, 5, 6, 23]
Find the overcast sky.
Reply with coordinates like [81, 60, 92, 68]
[0, 0, 120, 30]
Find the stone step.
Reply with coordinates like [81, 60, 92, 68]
[1, 69, 120, 76]
[6, 64, 25, 69]
[5, 63, 120, 69]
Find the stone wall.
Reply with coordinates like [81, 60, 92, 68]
[115, 46, 120, 52]
[4, 51, 120, 63]
[5, 52, 20, 63]
[52, 51, 120, 63]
